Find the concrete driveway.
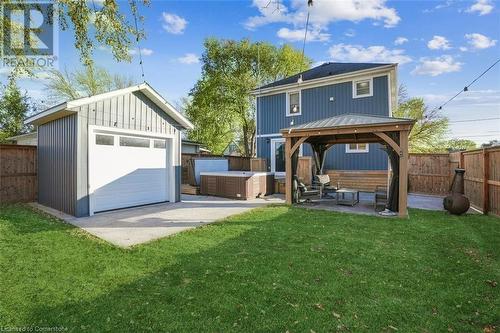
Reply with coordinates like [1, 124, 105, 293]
[33, 195, 283, 248]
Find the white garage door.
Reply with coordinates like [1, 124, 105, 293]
[89, 129, 171, 214]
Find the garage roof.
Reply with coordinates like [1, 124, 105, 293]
[24, 83, 194, 129]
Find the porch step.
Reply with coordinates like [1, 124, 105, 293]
[182, 184, 200, 195]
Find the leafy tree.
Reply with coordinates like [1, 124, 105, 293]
[394, 97, 449, 153]
[186, 39, 311, 156]
[482, 139, 500, 148]
[0, 81, 35, 142]
[444, 139, 477, 152]
[2, 0, 149, 77]
[45, 66, 135, 103]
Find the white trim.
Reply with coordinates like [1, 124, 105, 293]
[285, 90, 302, 117]
[250, 65, 396, 96]
[352, 77, 373, 99]
[270, 137, 303, 176]
[388, 71, 392, 117]
[256, 133, 281, 138]
[345, 143, 369, 153]
[25, 83, 194, 129]
[92, 125, 175, 140]
[88, 125, 175, 216]
[255, 96, 258, 156]
[270, 138, 285, 176]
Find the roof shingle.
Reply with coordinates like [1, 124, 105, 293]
[258, 62, 393, 90]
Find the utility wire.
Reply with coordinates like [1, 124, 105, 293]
[131, 0, 145, 81]
[451, 134, 500, 138]
[299, 0, 313, 73]
[449, 117, 500, 123]
[433, 58, 500, 112]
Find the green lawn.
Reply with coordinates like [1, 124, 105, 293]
[0, 204, 498, 332]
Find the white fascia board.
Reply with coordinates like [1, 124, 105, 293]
[251, 64, 396, 96]
[24, 102, 68, 125]
[24, 82, 194, 130]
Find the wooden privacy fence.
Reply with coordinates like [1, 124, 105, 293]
[0, 144, 37, 203]
[456, 147, 500, 216]
[409, 148, 499, 217]
[408, 153, 457, 195]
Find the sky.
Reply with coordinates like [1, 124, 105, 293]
[2, 0, 500, 145]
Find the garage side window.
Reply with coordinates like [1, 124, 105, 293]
[96, 134, 114, 146]
[119, 136, 150, 148]
[154, 140, 166, 148]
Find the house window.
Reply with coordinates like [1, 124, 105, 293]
[346, 143, 369, 153]
[286, 91, 301, 116]
[353, 78, 373, 98]
[95, 134, 114, 146]
[119, 136, 150, 148]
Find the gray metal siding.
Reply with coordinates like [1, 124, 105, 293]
[75, 91, 183, 216]
[256, 75, 389, 171]
[37, 114, 77, 215]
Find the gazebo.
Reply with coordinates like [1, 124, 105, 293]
[280, 114, 415, 217]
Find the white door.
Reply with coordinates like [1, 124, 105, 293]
[89, 128, 171, 214]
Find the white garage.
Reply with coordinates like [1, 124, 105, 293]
[25, 83, 194, 217]
[88, 127, 176, 215]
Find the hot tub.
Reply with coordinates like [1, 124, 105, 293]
[200, 171, 274, 200]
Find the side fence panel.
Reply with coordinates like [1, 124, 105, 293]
[487, 149, 500, 217]
[408, 154, 453, 195]
[0, 145, 37, 203]
[460, 147, 500, 217]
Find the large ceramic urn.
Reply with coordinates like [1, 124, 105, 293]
[443, 168, 470, 215]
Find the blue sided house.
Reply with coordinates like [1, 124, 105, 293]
[253, 62, 398, 179]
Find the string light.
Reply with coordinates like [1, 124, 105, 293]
[431, 58, 500, 112]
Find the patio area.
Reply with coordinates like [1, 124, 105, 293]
[294, 192, 448, 216]
[30, 194, 282, 247]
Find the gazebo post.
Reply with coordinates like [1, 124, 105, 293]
[285, 137, 293, 204]
[398, 130, 409, 217]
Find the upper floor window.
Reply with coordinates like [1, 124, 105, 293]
[346, 143, 369, 153]
[286, 90, 301, 116]
[353, 78, 373, 98]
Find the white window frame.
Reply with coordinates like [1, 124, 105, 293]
[352, 77, 373, 98]
[346, 143, 369, 153]
[270, 137, 303, 176]
[285, 90, 302, 117]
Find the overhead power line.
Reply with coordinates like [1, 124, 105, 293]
[432, 58, 500, 112]
[131, 0, 145, 81]
[452, 134, 500, 138]
[299, 0, 314, 74]
[449, 117, 500, 123]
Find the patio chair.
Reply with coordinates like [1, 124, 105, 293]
[374, 185, 388, 212]
[313, 174, 338, 198]
[293, 176, 320, 203]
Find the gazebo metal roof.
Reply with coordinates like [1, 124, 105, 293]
[280, 113, 415, 217]
[281, 114, 414, 133]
